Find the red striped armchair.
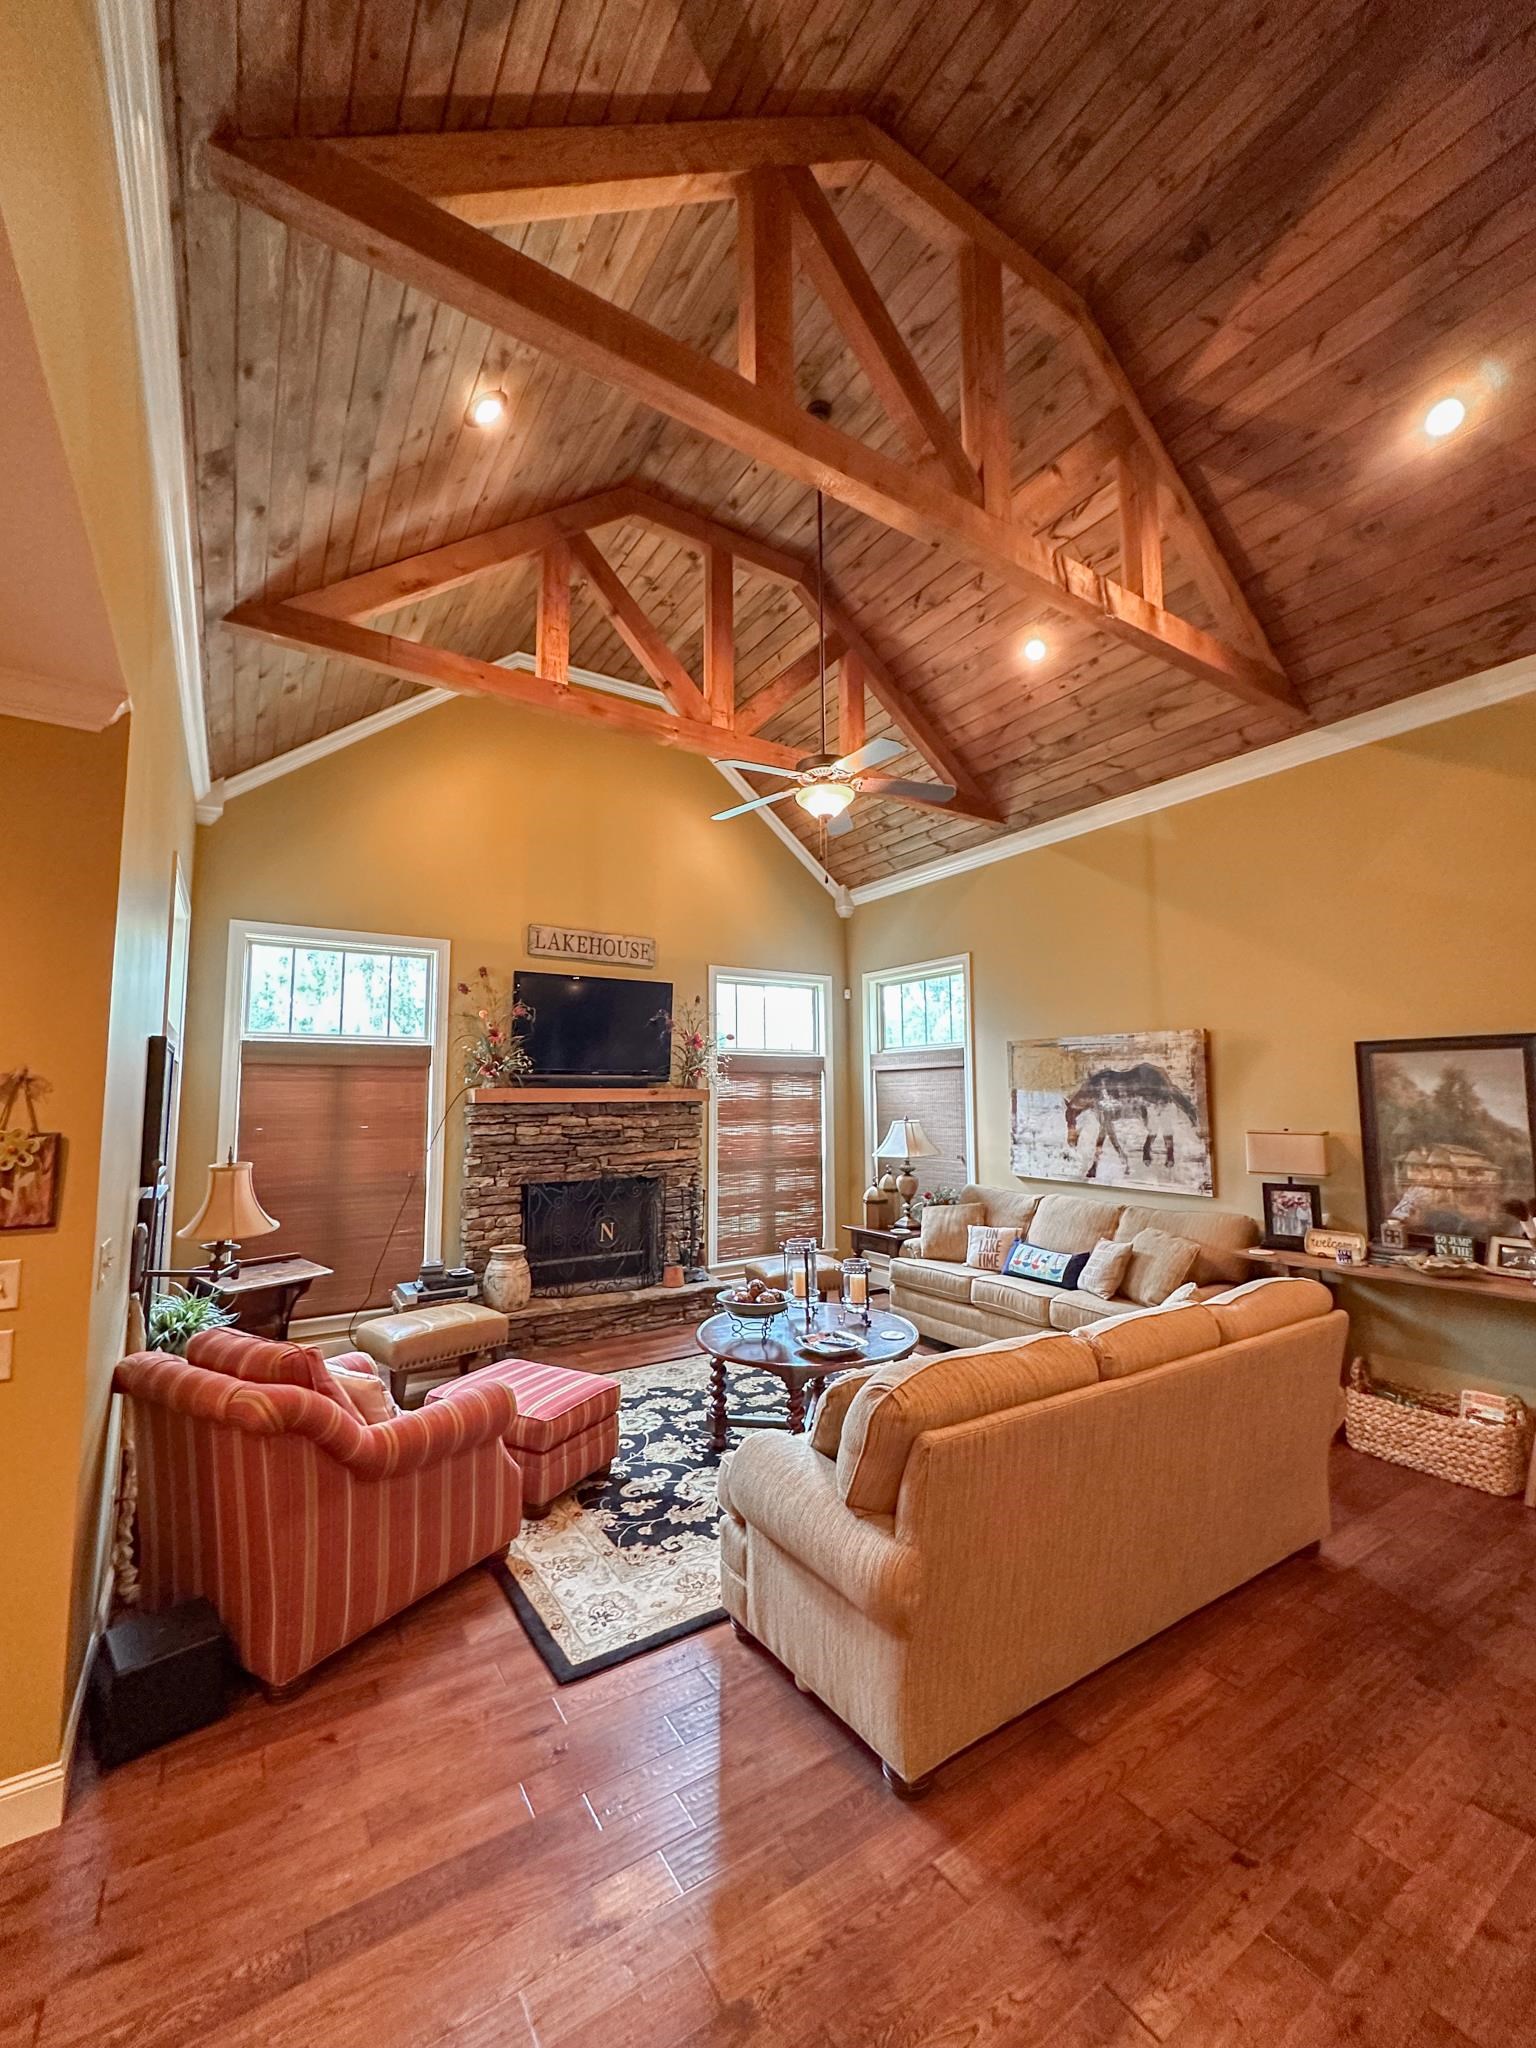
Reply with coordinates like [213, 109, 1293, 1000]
[115, 1329, 523, 1689]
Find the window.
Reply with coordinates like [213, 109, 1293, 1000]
[710, 971, 832, 1262]
[867, 959, 973, 1202]
[220, 925, 448, 1320]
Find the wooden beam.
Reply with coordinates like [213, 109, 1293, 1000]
[704, 545, 735, 727]
[619, 486, 806, 588]
[207, 137, 1302, 720]
[738, 634, 844, 737]
[782, 165, 980, 503]
[290, 487, 632, 622]
[958, 245, 1010, 519]
[567, 533, 710, 722]
[327, 116, 872, 226]
[839, 648, 867, 759]
[223, 601, 804, 774]
[737, 169, 794, 399]
[1116, 446, 1163, 609]
[1012, 413, 1128, 536]
[536, 542, 571, 684]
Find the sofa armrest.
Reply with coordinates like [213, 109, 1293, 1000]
[720, 1433, 920, 1630]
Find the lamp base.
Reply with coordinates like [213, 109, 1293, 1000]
[895, 1166, 918, 1233]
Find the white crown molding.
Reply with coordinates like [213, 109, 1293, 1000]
[0, 664, 129, 731]
[848, 654, 1536, 906]
[95, 0, 212, 799]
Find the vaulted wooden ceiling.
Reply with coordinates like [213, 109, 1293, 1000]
[162, 0, 1536, 887]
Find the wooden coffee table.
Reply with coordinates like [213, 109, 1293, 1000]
[698, 1306, 919, 1451]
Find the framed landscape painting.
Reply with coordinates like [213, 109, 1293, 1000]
[1008, 1029, 1214, 1196]
[1356, 1034, 1536, 1250]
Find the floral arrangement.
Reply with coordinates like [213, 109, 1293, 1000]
[456, 966, 534, 1088]
[922, 1186, 960, 1206]
[664, 995, 730, 1090]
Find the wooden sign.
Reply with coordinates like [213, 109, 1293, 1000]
[526, 924, 656, 969]
[1305, 1226, 1368, 1263]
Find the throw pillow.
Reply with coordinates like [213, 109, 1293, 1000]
[1123, 1228, 1200, 1306]
[327, 1356, 398, 1426]
[810, 1366, 878, 1458]
[966, 1223, 1021, 1272]
[1001, 1240, 1092, 1290]
[917, 1201, 985, 1263]
[1077, 1237, 1133, 1300]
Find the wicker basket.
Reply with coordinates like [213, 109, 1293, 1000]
[1344, 1358, 1533, 1497]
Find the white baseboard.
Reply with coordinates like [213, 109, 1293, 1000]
[0, 1551, 115, 1848]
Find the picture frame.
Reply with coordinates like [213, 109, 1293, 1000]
[1486, 1235, 1536, 1278]
[1007, 1029, 1213, 1197]
[0, 1129, 62, 1230]
[1261, 1180, 1324, 1246]
[1356, 1034, 1536, 1250]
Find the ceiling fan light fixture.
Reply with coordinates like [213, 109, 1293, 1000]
[795, 780, 856, 819]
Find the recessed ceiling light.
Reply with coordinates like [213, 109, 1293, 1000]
[1423, 396, 1466, 438]
[467, 389, 509, 428]
[1022, 636, 1048, 663]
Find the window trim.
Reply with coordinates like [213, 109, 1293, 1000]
[862, 953, 976, 1193]
[217, 920, 453, 1284]
[706, 965, 836, 1269]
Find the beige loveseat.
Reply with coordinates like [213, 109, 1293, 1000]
[890, 1184, 1259, 1347]
[719, 1276, 1346, 1793]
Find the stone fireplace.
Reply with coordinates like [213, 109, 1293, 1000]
[460, 1088, 713, 1343]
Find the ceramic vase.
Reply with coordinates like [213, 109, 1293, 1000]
[482, 1243, 531, 1313]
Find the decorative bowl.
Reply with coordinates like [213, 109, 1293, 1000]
[715, 1289, 786, 1321]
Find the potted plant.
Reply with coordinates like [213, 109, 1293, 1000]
[147, 1287, 236, 1357]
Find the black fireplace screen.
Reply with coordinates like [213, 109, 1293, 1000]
[522, 1176, 664, 1295]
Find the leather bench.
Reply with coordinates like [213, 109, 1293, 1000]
[353, 1300, 509, 1407]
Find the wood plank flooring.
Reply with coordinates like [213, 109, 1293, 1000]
[3, 1417, 1534, 2045]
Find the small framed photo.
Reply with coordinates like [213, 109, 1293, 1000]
[1486, 1235, 1536, 1277]
[1262, 1181, 1324, 1246]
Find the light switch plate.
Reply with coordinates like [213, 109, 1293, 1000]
[0, 1329, 13, 1381]
[0, 1260, 18, 1311]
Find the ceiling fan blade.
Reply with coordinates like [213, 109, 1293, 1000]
[825, 807, 857, 838]
[711, 787, 801, 822]
[832, 736, 904, 775]
[857, 775, 958, 805]
[715, 760, 803, 779]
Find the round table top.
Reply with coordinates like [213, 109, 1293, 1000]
[696, 1305, 918, 1373]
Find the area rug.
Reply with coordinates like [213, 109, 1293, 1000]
[491, 1354, 789, 1682]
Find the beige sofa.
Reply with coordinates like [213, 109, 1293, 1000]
[719, 1276, 1346, 1793]
[890, 1184, 1259, 1347]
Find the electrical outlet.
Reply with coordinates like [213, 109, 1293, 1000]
[0, 1330, 13, 1381]
[0, 1260, 18, 1311]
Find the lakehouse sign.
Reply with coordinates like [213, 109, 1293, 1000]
[527, 924, 657, 968]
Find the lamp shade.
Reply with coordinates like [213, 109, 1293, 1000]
[875, 1117, 939, 1162]
[1244, 1130, 1328, 1178]
[178, 1158, 280, 1245]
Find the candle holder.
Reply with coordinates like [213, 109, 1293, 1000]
[782, 1237, 817, 1330]
[840, 1255, 872, 1325]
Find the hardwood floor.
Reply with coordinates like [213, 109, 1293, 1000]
[3, 1439, 1534, 2047]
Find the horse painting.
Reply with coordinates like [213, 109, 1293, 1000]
[1009, 1030, 1214, 1196]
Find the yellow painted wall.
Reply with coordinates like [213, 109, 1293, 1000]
[180, 696, 848, 1259]
[0, 0, 197, 1798]
[847, 697, 1536, 1398]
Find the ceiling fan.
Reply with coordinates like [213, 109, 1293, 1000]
[710, 493, 958, 840]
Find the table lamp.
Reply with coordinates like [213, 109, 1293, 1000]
[1245, 1129, 1328, 1248]
[875, 1117, 940, 1233]
[177, 1151, 279, 1279]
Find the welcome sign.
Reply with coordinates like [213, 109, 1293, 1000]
[527, 924, 657, 968]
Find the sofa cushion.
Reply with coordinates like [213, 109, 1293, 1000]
[1113, 1204, 1257, 1286]
[967, 1275, 1057, 1326]
[1027, 1193, 1125, 1254]
[1205, 1275, 1335, 1343]
[1123, 1228, 1201, 1306]
[893, 1257, 984, 1306]
[1077, 1302, 1222, 1380]
[836, 1332, 1099, 1514]
[810, 1365, 878, 1458]
[963, 1186, 1040, 1234]
[917, 1201, 985, 1262]
[1079, 1237, 1133, 1299]
[1002, 1240, 1091, 1289]
[1047, 1289, 1122, 1332]
[966, 1223, 1022, 1272]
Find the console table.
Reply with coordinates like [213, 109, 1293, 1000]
[1248, 1247, 1536, 1307]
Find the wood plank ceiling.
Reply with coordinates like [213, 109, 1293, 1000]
[161, 0, 1536, 887]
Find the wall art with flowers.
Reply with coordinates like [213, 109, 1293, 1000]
[0, 1070, 62, 1230]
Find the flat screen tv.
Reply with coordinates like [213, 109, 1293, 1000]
[514, 971, 673, 1083]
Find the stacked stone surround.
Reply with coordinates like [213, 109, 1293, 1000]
[462, 1092, 706, 1342]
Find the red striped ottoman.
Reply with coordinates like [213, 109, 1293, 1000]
[428, 1358, 621, 1517]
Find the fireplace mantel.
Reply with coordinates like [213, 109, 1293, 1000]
[468, 1086, 709, 1104]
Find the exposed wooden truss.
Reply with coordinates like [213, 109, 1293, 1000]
[207, 117, 1306, 725]
[226, 483, 1008, 825]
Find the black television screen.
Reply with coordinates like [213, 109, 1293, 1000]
[514, 971, 673, 1082]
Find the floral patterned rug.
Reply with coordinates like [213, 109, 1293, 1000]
[490, 1354, 788, 1682]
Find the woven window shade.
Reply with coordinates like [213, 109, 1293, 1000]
[237, 1041, 430, 1317]
[872, 1045, 968, 1197]
[715, 1054, 826, 1260]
